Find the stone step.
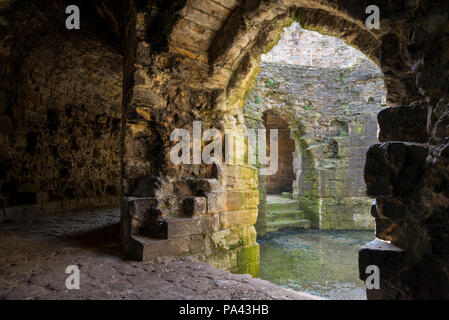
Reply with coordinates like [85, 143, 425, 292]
[266, 209, 305, 221]
[126, 235, 192, 261]
[267, 219, 311, 233]
[281, 192, 292, 198]
[266, 200, 299, 211]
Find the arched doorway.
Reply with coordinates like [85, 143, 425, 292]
[1, 0, 442, 300]
[264, 110, 295, 195]
[119, 1, 438, 300]
[242, 22, 386, 299]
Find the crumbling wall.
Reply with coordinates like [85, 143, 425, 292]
[3, 0, 449, 298]
[120, 1, 449, 293]
[0, 2, 123, 219]
[102, 0, 449, 299]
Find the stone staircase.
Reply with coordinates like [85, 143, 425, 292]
[266, 194, 311, 232]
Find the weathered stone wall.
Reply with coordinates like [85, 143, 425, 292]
[3, 0, 449, 299]
[119, 0, 261, 277]
[244, 24, 386, 230]
[101, 0, 449, 299]
[0, 2, 123, 219]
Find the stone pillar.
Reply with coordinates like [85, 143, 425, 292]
[121, 2, 154, 247]
[119, 1, 260, 277]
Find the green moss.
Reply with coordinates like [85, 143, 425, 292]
[248, 262, 260, 278]
[239, 165, 258, 182]
[298, 196, 320, 227]
[262, 18, 295, 55]
[303, 99, 314, 110]
[297, 21, 336, 38]
[236, 227, 257, 248]
[303, 188, 319, 197]
[320, 221, 332, 229]
[237, 244, 260, 277]
[339, 128, 348, 137]
[305, 169, 318, 181]
[228, 64, 261, 108]
[265, 79, 275, 87]
[263, 35, 282, 55]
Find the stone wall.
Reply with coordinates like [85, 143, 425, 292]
[95, 0, 449, 299]
[3, 0, 449, 299]
[0, 2, 123, 220]
[118, 0, 261, 277]
[244, 23, 387, 230]
[262, 23, 373, 68]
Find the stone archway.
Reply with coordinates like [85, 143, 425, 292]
[120, 0, 449, 299]
[2, 0, 448, 300]
[120, 0, 390, 269]
[243, 22, 386, 234]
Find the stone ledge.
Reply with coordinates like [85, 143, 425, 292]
[125, 235, 192, 261]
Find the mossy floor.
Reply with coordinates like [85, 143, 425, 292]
[259, 229, 374, 300]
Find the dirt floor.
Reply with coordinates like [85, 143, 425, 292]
[0, 208, 317, 300]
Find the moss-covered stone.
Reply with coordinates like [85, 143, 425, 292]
[236, 244, 260, 277]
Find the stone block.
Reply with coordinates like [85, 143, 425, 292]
[247, 262, 260, 278]
[239, 226, 257, 247]
[225, 190, 258, 211]
[320, 220, 332, 229]
[183, 178, 221, 194]
[206, 249, 238, 271]
[378, 104, 428, 143]
[219, 209, 258, 229]
[237, 244, 260, 273]
[350, 135, 364, 147]
[182, 6, 223, 30]
[165, 215, 218, 239]
[216, 164, 258, 190]
[210, 230, 235, 252]
[127, 235, 191, 261]
[244, 190, 259, 209]
[4, 204, 40, 219]
[338, 146, 351, 157]
[350, 146, 369, 157]
[225, 191, 246, 211]
[358, 239, 411, 299]
[349, 156, 365, 169]
[352, 215, 375, 229]
[41, 201, 63, 215]
[207, 192, 226, 214]
[364, 143, 428, 197]
[190, 0, 231, 19]
[189, 235, 205, 254]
